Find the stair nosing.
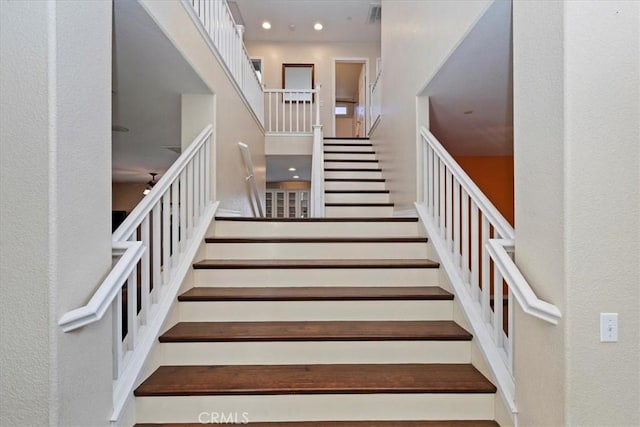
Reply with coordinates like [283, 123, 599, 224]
[214, 217, 417, 222]
[134, 364, 497, 396]
[325, 190, 389, 194]
[325, 178, 386, 182]
[158, 321, 473, 343]
[325, 159, 379, 163]
[193, 259, 439, 269]
[324, 168, 382, 172]
[205, 237, 426, 244]
[325, 203, 394, 207]
[324, 151, 376, 155]
[179, 286, 453, 302]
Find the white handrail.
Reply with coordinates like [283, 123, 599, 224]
[184, 0, 264, 126]
[58, 124, 216, 422]
[264, 87, 321, 134]
[58, 242, 145, 332]
[238, 142, 264, 217]
[417, 126, 561, 416]
[487, 239, 562, 324]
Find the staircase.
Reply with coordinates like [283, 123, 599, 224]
[324, 137, 394, 217]
[134, 212, 499, 425]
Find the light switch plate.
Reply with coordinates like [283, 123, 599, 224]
[600, 313, 618, 342]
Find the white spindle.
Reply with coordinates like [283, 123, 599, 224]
[439, 160, 445, 237]
[481, 217, 491, 322]
[470, 201, 480, 298]
[127, 269, 137, 349]
[152, 204, 161, 299]
[494, 267, 504, 346]
[461, 190, 470, 282]
[446, 169, 453, 251]
[194, 152, 201, 221]
[171, 182, 179, 265]
[179, 171, 187, 249]
[112, 290, 123, 379]
[453, 179, 461, 265]
[162, 192, 171, 284]
[140, 217, 150, 324]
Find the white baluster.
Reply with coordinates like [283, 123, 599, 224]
[481, 217, 491, 322]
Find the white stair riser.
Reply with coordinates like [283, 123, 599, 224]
[324, 181, 386, 191]
[206, 242, 428, 260]
[159, 341, 471, 365]
[324, 153, 377, 161]
[323, 145, 373, 152]
[325, 192, 390, 203]
[179, 300, 452, 322]
[325, 205, 394, 217]
[194, 267, 439, 286]
[324, 170, 382, 179]
[211, 221, 423, 238]
[136, 394, 495, 423]
[324, 161, 379, 170]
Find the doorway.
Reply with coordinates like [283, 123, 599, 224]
[333, 58, 369, 138]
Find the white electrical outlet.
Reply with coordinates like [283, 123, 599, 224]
[600, 313, 618, 342]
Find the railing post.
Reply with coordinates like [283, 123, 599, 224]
[315, 84, 322, 127]
[310, 124, 324, 217]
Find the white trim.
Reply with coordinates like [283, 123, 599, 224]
[332, 57, 370, 138]
[393, 208, 417, 217]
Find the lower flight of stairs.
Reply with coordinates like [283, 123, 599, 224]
[324, 138, 393, 217]
[134, 217, 499, 426]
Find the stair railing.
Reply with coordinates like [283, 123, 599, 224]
[185, 0, 264, 126]
[415, 126, 561, 415]
[264, 87, 321, 134]
[58, 125, 218, 422]
[238, 142, 265, 217]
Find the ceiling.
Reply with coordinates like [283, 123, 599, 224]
[112, 0, 210, 183]
[231, 0, 381, 43]
[266, 155, 312, 182]
[425, 0, 513, 157]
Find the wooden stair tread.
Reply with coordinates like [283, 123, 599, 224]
[205, 237, 427, 243]
[179, 286, 453, 301]
[325, 203, 394, 207]
[136, 421, 500, 426]
[134, 364, 497, 396]
[325, 190, 390, 194]
[324, 137, 370, 140]
[324, 143, 374, 147]
[193, 259, 439, 269]
[325, 159, 378, 163]
[325, 178, 386, 182]
[324, 150, 375, 155]
[214, 217, 415, 222]
[325, 168, 382, 172]
[159, 321, 472, 342]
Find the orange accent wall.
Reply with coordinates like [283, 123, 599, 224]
[454, 156, 514, 226]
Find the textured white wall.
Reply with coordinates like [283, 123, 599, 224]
[376, 0, 491, 210]
[514, 1, 640, 425]
[0, 1, 114, 425]
[141, 0, 265, 215]
[245, 41, 381, 137]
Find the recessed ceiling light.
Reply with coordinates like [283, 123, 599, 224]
[288, 167, 296, 171]
[262, 21, 271, 30]
[313, 22, 323, 31]
[293, 175, 300, 179]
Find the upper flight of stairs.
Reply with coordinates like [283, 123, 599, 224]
[324, 138, 393, 217]
[134, 216, 499, 425]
